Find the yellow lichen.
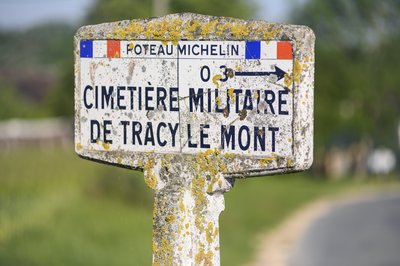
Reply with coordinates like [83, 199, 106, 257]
[205, 222, 218, 244]
[285, 60, 306, 87]
[75, 143, 83, 150]
[179, 198, 185, 212]
[227, 87, 235, 103]
[230, 23, 250, 38]
[284, 73, 293, 88]
[102, 142, 110, 150]
[263, 26, 280, 41]
[212, 74, 222, 88]
[216, 22, 231, 36]
[224, 152, 236, 160]
[200, 20, 218, 38]
[113, 21, 144, 39]
[184, 20, 200, 40]
[215, 96, 221, 107]
[293, 60, 303, 84]
[195, 248, 214, 266]
[259, 157, 274, 166]
[143, 156, 157, 189]
[165, 214, 176, 223]
[191, 175, 207, 231]
[253, 90, 259, 100]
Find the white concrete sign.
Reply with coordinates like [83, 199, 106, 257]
[75, 13, 315, 266]
[75, 13, 314, 177]
[78, 40, 293, 157]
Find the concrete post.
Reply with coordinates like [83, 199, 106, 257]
[144, 159, 233, 266]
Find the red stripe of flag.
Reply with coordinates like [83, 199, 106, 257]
[277, 42, 293, 60]
[107, 40, 120, 58]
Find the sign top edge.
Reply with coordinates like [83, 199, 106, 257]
[74, 12, 315, 44]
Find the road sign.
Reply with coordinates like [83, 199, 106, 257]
[74, 13, 315, 266]
[75, 14, 314, 178]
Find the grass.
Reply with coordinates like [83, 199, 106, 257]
[0, 147, 398, 265]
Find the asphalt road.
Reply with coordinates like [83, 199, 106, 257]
[288, 194, 400, 266]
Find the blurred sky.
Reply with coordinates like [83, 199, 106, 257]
[0, 0, 297, 30]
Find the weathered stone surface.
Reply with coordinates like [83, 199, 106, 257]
[74, 13, 314, 266]
[74, 12, 314, 178]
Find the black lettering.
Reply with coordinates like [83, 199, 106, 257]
[168, 123, 179, 147]
[221, 125, 235, 150]
[150, 44, 156, 55]
[121, 121, 129, 144]
[101, 86, 114, 109]
[127, 43, 133, 54]
[234, 89, 242, 113]
[158, 45, 165, 55]
[170, 87, 179, 111]
[189, 88, 204, 112]
[278, 90, 289, 115]
[157, 122, 167, 146]
[254, 127, 265, 151]
[144, 122, 155, 146]
[132, 121, 142, 145]
[90, 120, 100, 143]
[138, 87, 142, 111]
[127, 86, 135, 110]
[243, 89, 253, 110]
[156, 87, 167, 111]
[264, 90, 275, 114]
[95, 86, 98, 108]
[187, 124, 197, 148]
[84, 85, 93, 109]
[231, 45, 239, 56]
[210, 44, 217, 55]
[238, 125, 250, 150]
[103, 120, 113, 144]
[134, 44, 142, 55]
[192, 44, 200, 55]
[166, 45, 173, 55]
[145, 86, 154, 110]
[268, 127, 279, 152]
[215, 90, 224, 113]
[178, 44, 186, 55]
[200, 124, 210, 149]
[117, 86, 126, 110]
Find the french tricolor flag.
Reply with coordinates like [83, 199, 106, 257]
[80, 40, 121, 58]
[245, 41, 293, 60]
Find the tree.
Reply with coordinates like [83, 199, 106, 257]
[85, 0, 254, 25]
[293, 0, 400, 51]
[291, 0, 400, 149]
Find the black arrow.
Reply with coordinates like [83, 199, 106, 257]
[234, 66, 286, 81]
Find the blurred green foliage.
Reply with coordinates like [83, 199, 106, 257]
[1, 148, 390, 265]
[0, 23, 75, 119]
[293, 0, 400, 149]
[85, 0, 254, 24]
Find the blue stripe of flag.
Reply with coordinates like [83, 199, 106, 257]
[80, 40, 93, 58]
[245, 41, 260, 59]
